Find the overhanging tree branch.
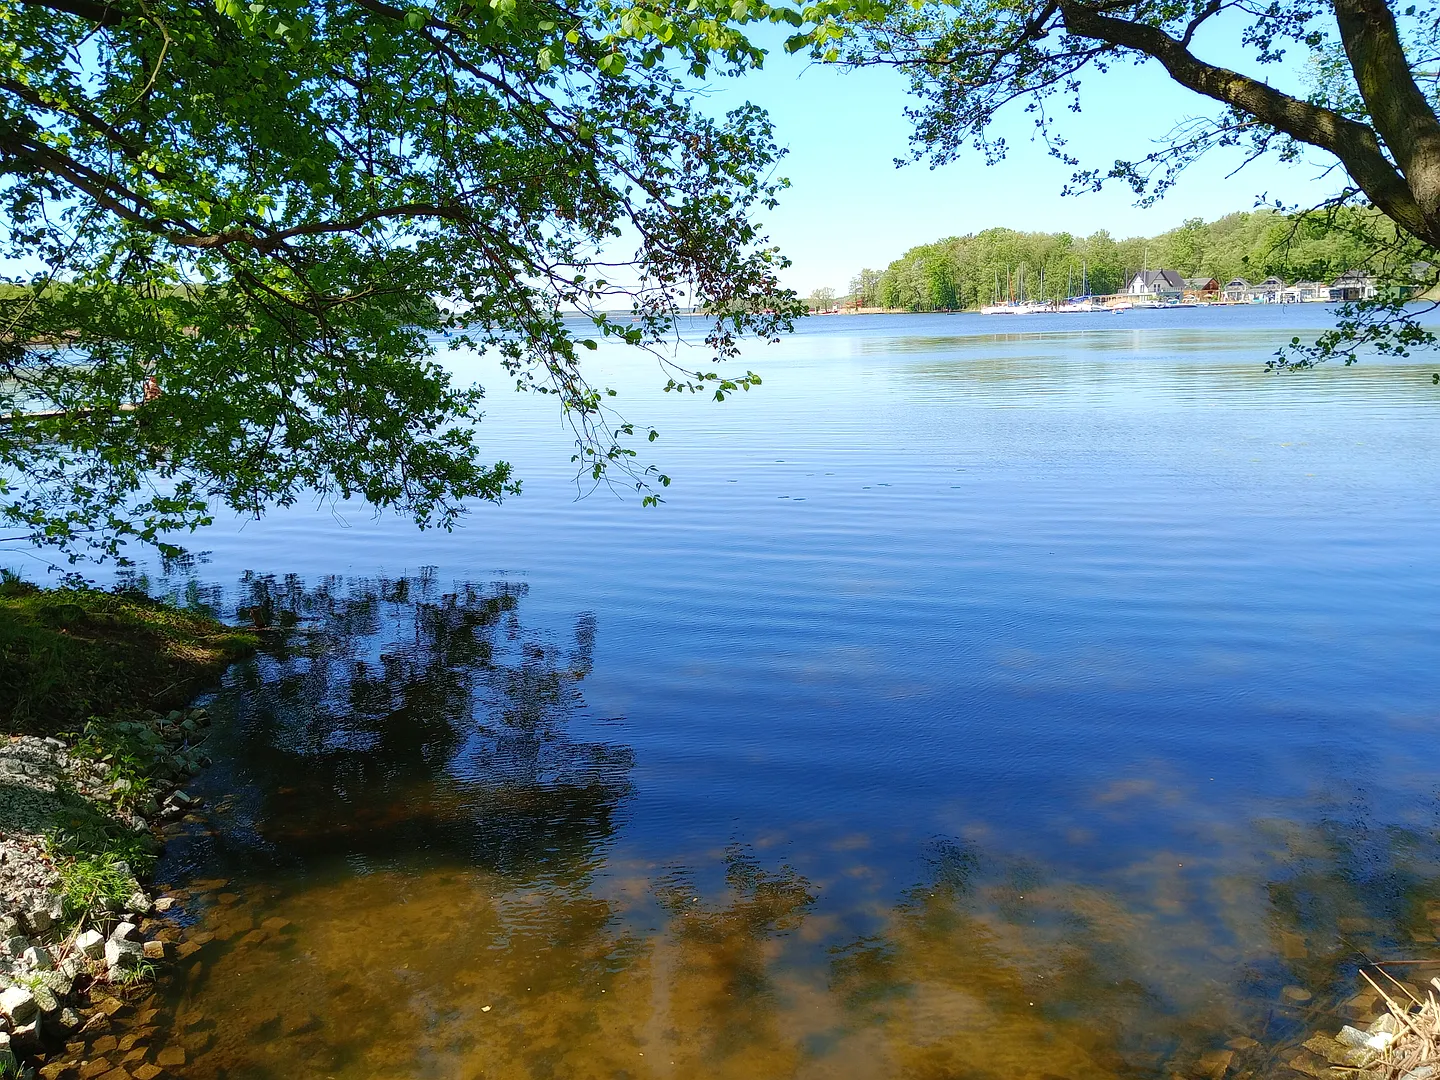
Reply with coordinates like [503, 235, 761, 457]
[1332, 0, 1440, 221]
[1057, 1, 1434, 243]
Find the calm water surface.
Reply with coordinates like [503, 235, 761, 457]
[100, 308, 1440, 1077]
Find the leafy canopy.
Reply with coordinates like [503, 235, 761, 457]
[0, 0, 806, 559]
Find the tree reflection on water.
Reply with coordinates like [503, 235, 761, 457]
[125, 570, 1440, 1080]
[171, 570, 632, 880]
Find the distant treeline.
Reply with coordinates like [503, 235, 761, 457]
[848, 208, 1425, 312]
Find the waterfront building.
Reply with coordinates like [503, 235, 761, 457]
[1126, 269, 1185, 297]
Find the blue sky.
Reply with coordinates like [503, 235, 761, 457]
[699, 24, 1346, 295]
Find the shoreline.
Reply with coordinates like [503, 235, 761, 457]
[0, 580, 254, 1078]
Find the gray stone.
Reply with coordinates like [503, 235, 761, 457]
[2, 937, 28, 959]
[108, 922, 139, 944]
[74, 930, 104, 960]
[22, 908, 51, 935]
[126, 892, 152, 916]
[54, 1006, 81, 1033]
[20, 947, 49, 971]
[1370, 1013, 1403, 1035]
[103, 938, 143, 971]
[41, 969, 73, 998]
[1336, 1025, 1371, 1048]
[30, 985, 59, 1017]
[0, 986, 37, 1024]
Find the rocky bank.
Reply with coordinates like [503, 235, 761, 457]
[0, 707, 213, 1079]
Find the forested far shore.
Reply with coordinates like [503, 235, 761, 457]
[837, 208, 1433, 312]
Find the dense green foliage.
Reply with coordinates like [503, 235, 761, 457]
[0, 0, 807, 559]
[855, 209, 1422, 311]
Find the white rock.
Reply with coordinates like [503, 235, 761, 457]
[1371, 1013, 1403, 1035]
[20, 946, 50, 971]
[104, 937, 143, 970]
[109, 921, 139, 943]
[0, 986, 37, 1024]
[75, 929, 104, 960]
[1366, 1030, 1398, 1052]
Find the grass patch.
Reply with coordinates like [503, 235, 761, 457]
[46, 800, 158, 917]
[0, 574, 256, 737]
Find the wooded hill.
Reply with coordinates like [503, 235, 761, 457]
[849, 209, 1428, 311]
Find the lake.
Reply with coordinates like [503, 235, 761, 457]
[83, 306, 1440, 1078]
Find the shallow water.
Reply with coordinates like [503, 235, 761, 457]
[83, 307, 1440, 1078]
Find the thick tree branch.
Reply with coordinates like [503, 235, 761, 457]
[18, 0, 125, 25]
[1057, 1, 1436, 244]
[1332, 0, 1440, 222]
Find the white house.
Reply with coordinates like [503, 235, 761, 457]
[1329, 270, 1377, 301]
[1222, 278, 1251, 302]
[1126, 269, 1184, 297]
[1253, 276, 1285, 302]
[1280, 281, 1327, 303]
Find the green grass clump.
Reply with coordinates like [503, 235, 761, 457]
[111, 959, 158, 987]
[54, 854, 147, 917]
[0, 573, 255, 737]
[45, 786, 159, 919]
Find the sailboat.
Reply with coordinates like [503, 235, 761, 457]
[981, 264, 1034, 314]
[980, 267, 1018, 314]
[1063, 260, 1105, 311]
